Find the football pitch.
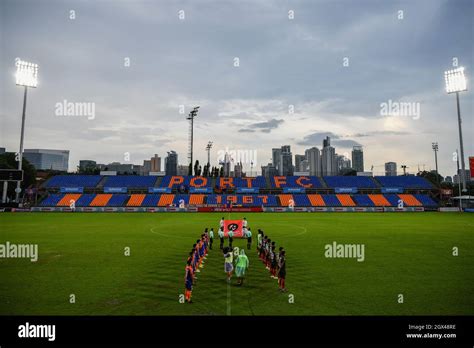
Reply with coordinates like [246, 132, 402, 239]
[0, 212, 472, 316]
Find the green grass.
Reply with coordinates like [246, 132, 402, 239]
[0, 212, 473, 316]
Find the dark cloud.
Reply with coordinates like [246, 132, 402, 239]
[238, 118, 284, 133]
[297, 131, 361, 148]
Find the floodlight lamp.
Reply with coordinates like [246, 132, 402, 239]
[444, 67, 467, 94]
[16, 59, 39, 87]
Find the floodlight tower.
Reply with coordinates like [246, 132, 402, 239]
[401, 165, 408, 176]
[445, 67, 468, 192]
[187, 106, 200, 170]
[14, 59, 39, 203]
[432, 142, 439, 186]
[205, 141, 213, 165]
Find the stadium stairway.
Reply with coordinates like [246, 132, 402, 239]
[368, 194, 391, 207]
[96, 176, 108, 189]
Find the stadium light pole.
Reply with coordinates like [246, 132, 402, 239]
[205, 141, 213, 166]
[432, 142, 440, 186]
[456, 149, 462, 211]
[445, 67, 468, 192]
[187, 106, 200, 173]
[14, 59, 39, 203]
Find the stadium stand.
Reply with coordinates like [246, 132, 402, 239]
[323, 176, 378, 188]
[322, 194, 342, 206]
[352, 195, 375, 207]
[44, 175, 102, 188]
[413, 194, 437, 207]
[103, 176, 158, 188]
[368, 194, 391, 207]
[90, 194, 112, 207]
[141, 194, 161, 206]
[57, 193, 82, 206]
[375, 176, 433, 189]
[127, 194, 146, 207]
[336, 194, 356, 206]
[397, 194, 422, 206]
[270, 176, 323, 188]
[307, 194, 326, 206]
[37, 175, 439, 209]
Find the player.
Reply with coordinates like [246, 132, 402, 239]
[245, 227, 252, 250]
[228, 230, 234, 249]
[235, 249, 249, 286]
[220, 217, 225, 230]
[270, 245, 278, 279]
[184, 259, 194, 303]
[242, 217, 248, 228]
[278, 250, 287, 292]
[257, 230, 263, 254]
[223, 247, 234, 282]
[209, 228, 214, 250]
[260, 235, 268, 261]
[218, 227, 225, 250]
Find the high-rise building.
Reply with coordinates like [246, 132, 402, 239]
[23, 149, 69, 171]
[295, 154, 306, 172]
[336, 154, 351, 174]
[305, 147, 321, 176]
[321, 137, 337, 176]
[103, 162, 134, 174]
[385, 162, 397, 176]
[352, 146, 364, 172]
[272, 148, 282, 172]
[234, 162, 243, 177]
[261, 163, 278, 178]
[280, 145, 293, 176]
[165, 151, 178, 176]
[151, 154, 161, 172]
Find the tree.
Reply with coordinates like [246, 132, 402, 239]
[194, 160, 199, 176]
[417, 170, 443, 187]
[219, 166, 224, 177]
[188, 163, 192, 176]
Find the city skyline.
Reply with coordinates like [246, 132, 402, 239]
[1, 0, 473, 176]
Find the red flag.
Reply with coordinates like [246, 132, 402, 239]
[223, 220, 244, 238]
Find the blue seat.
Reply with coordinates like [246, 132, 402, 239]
[322, 194, 342, 206]
[75, 194, 96, 207]
[44, 175, 102, 188]
[323, 176, 378, 188]
[352, 195, 375, 207]
[103, 176, 157, 188]
[375, 176, 433, 189]
[40, 194, 64, 206]
[106, 194, 128, 206]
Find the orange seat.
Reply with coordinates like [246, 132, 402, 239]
[90, 194, 112, 207]
[127, 194, 146, 206]
[158, 194, 175, 206]
[278, 194, 293, 207]
[57, 194, 82, 206]
[189, 194, 204, 205]
[336, 194, 356, 206]
[307, 194, 325, 206]
[397, 194, 422, 206]
[368, 194, 391, 206]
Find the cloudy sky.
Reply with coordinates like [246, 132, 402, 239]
[1, 0, 473, 176]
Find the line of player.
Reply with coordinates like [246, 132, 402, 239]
[257, 231, 287, 292]
[184, 229, 210, 304]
